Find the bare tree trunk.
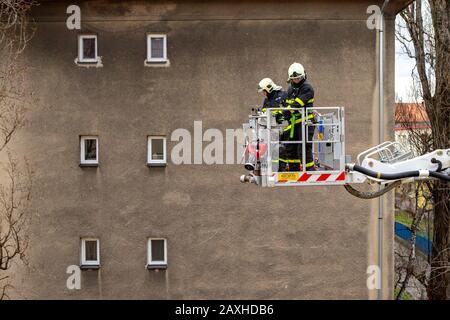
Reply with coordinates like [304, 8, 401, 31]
[428, 185, 450, 299]
[396, 185, 426, 299]
[427, 0, 450, 300]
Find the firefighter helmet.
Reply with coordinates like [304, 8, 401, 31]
[257, 78, 282, 93]
[287, 62, 306, 82]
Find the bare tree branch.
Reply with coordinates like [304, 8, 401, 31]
[0, 0, 36, 299]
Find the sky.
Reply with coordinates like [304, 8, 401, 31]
[394, 8, 429, 104]
[395, 48, 416, 102]
[395, 37, 417, 103]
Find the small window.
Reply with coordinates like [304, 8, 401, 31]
[147, 136, 166, 166]
[80, 136, 98, 166]
[147, 238, 167, 269]
[78, 35, 98, 63]
[81, 238, 100, 268]
[147, 34, 167, 62]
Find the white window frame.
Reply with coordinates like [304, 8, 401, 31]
[80, 238, 100, 267]
[147, 238, 167, 268]
[147, 136, 167, 166]
[80, 136, 99, 166]
[146, 34, 167, 62]
[78, 35, 98, 63]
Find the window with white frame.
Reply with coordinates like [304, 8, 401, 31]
[78, 35, 98, 63]
[146, 34, 167, 62]
[80, 238, 100, 268]
[80, 136, 99, 166]
[147, 238, 167, 269]
[147, 136, 166, 166]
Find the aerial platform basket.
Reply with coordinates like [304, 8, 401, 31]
[242, 106, 348, 187]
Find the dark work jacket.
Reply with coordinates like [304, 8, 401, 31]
[285, 79, 315, 110]
[262, 89, 287, 112]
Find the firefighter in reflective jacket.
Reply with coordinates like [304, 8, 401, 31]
[258, 78, 286, 114]
[283, 62, 316, 171]
[257, 78, 290, 172]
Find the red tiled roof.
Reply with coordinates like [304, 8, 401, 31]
[395, 103, 431, 130]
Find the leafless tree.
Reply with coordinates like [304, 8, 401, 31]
[396, 0, 450, 300]
[0, 0, 36, 299]
[1, 0, 36, 149]
[0, 153, 32, 300]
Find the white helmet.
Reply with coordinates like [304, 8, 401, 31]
[287, 62, 306, 81]
[257, 78, 282, 93]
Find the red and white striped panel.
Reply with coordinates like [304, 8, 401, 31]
[296, 171, 346, 183]
[276, 171, 346, 183]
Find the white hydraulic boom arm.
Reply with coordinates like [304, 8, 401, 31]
[341, 146, 450, 199]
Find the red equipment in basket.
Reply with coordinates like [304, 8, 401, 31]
[247, 143, 267, 160]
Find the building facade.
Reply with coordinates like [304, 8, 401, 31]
[9, 0, 410, 299]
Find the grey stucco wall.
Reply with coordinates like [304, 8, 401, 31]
[9, 0, 395, 299]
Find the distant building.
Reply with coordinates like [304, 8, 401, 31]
[395, 102, 431, 155]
